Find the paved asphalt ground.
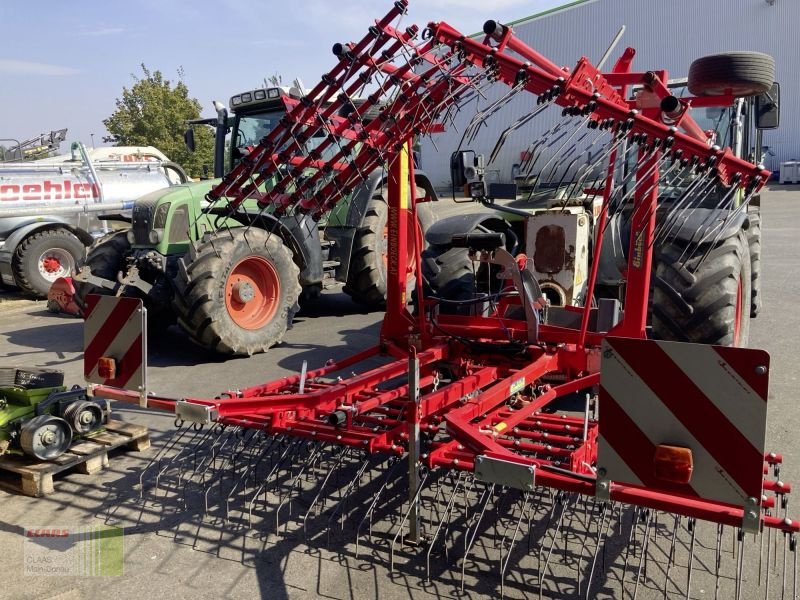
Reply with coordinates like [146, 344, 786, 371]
[0, 185, 799, 599]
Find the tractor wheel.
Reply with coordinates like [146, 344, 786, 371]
[652, 231, 751, 347]
[74, 232, 175, 332]
[747, 207, 762, 318]
[343, 196, 433, 308]
[174, 229, 301, 356]
[73, 231, 130, 308]
[418, 245, 476, 315]
[688, 52, 775, 97]
[11, 229, 85, 298]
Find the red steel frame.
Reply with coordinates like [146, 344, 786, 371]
[94, 3, 796, 535]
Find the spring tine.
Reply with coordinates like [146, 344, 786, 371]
[623, 156, 683, 234]
[662, 514, 681, 600]
[686, 518, 697, 600]
[652, 173, 715, 247]
[460, 483, 495, 592]
[327, 454, 373, 541]
[539, 129, 593, 188]
[563, 133, 628, 204]
[734, 530, 746, 600]
[225, 434, 280, 522]
[577, 501, 606, 596]
[247, 437, 302, 528]
[621, 507, 640, 587]
[762, 513, 770, 584]
[500, 491, 531, 600]
[714, 523, 724, 600]
[691, 187, 758, 269]
[784, 533, 797, 600]
[426, 471, 466, 580]
[675, 181, 743, 264]
[632, 509, 654, 600]
[274, 442, 325, 535]
[537, 492, 570, 600]
[301, 446, 350, 540]
[585, 502, 614, 599]
[520, 121, 569, 176]
[390, 468, 430, 572]
[783, 531, 789, 600]
[488, 104, 550, 165]
[355, 457, 402, 558]
[530, 115, 593, 196]
[766, 522, 775, 598]
[138, 422, 187, 499]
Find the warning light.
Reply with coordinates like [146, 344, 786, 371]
[654, 444, 694, 484]
[98, 357, 117, 380]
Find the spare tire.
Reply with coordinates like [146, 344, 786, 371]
[688, 52, 775, 97]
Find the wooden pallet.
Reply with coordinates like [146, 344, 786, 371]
[0, 420, 150, 497]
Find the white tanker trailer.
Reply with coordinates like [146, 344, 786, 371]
[0, 142, 187, 297]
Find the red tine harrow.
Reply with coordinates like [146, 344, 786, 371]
[93, 2, 797, 597]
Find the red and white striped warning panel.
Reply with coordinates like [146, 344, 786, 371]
[83, 295, 146, 391]
[598, 337, 769, 507]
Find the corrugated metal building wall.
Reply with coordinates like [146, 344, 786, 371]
[420, 0, 797, 189]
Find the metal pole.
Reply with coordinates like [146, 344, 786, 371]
[407, 350, 422, 544]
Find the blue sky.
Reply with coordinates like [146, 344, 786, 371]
[0, 0, 566, 154]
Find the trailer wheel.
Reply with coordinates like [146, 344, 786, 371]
[174, 229, 301, 355]
[343, 196, 433, 308]
[688, 52, 775, 97]
[652, 231, 751, 347]
[73, 231, 130, 306]
[747, 207, 762, 318]
[12, 229, 85, 298]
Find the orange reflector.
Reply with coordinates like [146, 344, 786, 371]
[653, 444, 693, 484]
[97, 357, 117, 380]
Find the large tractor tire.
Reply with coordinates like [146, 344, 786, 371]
[12, 228, 85, 298]
[419, 245, 476, 315]
[174, 229, 301, 356]
[652, 231, 751, 347]
[72, 231, 130, 307]
[343, 196, 433, 308]
[747, 207, 762, 318]
[688, 52, 775, 97]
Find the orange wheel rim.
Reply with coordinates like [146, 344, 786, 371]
[224, 256, 280, 329]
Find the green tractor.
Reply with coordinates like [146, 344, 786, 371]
[424, 54, 779, 348]
[72, 86, 437, 355]
[0, 367, 104, 460]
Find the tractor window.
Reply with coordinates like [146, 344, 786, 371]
[691, 107, 733, 148]
[168, 203, 190, 243]
[234, 111, 284, 148]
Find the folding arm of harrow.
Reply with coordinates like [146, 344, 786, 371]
[93, 6, 797, 589]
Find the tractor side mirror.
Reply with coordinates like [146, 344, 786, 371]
[755, 82, 780, 130]
[450, 150, 485, 187]
[184, 128, 196, 153]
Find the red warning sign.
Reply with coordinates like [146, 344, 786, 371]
[83, 295, 146, 391]
[598, 337, 769, 507]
